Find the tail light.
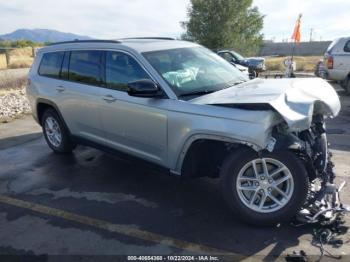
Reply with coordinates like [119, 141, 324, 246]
[326, 55, 333, 69]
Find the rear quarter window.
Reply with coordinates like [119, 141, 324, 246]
[38, 52, 64, 78]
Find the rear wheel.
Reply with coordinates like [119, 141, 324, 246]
[41, 109, 76, 154]
[220, 147, 309, 226]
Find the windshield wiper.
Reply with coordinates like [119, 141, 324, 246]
[224, 79, 246, 89]
[179, 80, 247, 97]
[179, 89, 217, 97]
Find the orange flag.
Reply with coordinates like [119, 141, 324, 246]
[291, 14, 302, 43]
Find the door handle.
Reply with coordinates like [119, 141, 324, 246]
[102, 95, 117, 103]
[56, 86, 65, 92]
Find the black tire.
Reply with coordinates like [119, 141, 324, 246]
[220, 147, 309, 226]
[346, 77, 350, 95]
[41, 108, 76, 154]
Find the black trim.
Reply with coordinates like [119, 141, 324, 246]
[36, 98, 71, 134]
[71, 135, 171, 175]
[48, 40, 121, 46]
[60, 51, 70, 80]
[101, 50, 107, 87]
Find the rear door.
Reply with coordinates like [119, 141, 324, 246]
[98, 50, 168, 165]
[57, 50, 106, 143]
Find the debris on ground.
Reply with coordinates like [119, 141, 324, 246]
[0, 87, 31, 122]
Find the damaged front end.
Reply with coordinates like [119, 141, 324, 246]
[273, 114, 349, 225]
[191, 77, 348, 223]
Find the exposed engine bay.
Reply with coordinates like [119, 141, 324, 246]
[273, 114, 349, 225]
[192, 76, 348, 224]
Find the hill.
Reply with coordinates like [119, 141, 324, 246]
[0, 29, 92, 43]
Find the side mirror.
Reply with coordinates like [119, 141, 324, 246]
[127, 79, 162, 98]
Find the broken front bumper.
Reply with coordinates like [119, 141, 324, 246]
[296, 152, 349, 225]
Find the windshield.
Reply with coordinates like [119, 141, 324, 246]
[230, 50, 244, 61]
[143, 47, 248, 97]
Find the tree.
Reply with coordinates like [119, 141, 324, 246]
[181, 0, 264, 56]
[0, 39, 43, 48]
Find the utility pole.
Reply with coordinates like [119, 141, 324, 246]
[309, 28, 313, 42]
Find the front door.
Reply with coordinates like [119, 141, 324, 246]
[99, 51, 168, 165]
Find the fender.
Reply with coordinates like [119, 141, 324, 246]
[171, 133, 261, 175]
[36, 98, 72, 134]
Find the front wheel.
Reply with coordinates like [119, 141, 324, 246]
[220, 147, 309, 226]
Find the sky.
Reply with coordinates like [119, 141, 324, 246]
[0, 0, 349, 42]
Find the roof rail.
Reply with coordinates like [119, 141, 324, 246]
[120, 37, 175, 41]
[48, 39, 121, 46]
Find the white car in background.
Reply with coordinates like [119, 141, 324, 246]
[324, 37, 350, 93]
[232, 63, 250, 78]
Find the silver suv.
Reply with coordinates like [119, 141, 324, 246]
[27, 38, 341, 225]
[323, 37, 350, 93]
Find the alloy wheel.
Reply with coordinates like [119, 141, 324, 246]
[236, 158, 294, 213]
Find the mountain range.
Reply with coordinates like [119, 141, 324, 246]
[0, 29, 92, 42]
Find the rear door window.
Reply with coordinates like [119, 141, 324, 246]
[38, 51, 64, 78]
[105, 51, 150, 91]
[69, 50, 103, 86]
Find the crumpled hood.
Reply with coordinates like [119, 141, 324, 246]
[190, 78, 341, 131]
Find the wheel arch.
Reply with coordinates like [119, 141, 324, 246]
[36, 98, 71, 134]
[173, 134, 260, 177]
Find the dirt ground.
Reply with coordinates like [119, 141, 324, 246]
[0, 48, 34, 70]
[264, 56, 322, 72]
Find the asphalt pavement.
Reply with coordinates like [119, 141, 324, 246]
[0, 82, 349, 261]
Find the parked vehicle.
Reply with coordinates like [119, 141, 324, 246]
[217, 49, 265, 78]
[231, 62, 250, 78]
[314, 59, 326, 78]
[27, 38, 340, 226]
[323, 37, 350, 93]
